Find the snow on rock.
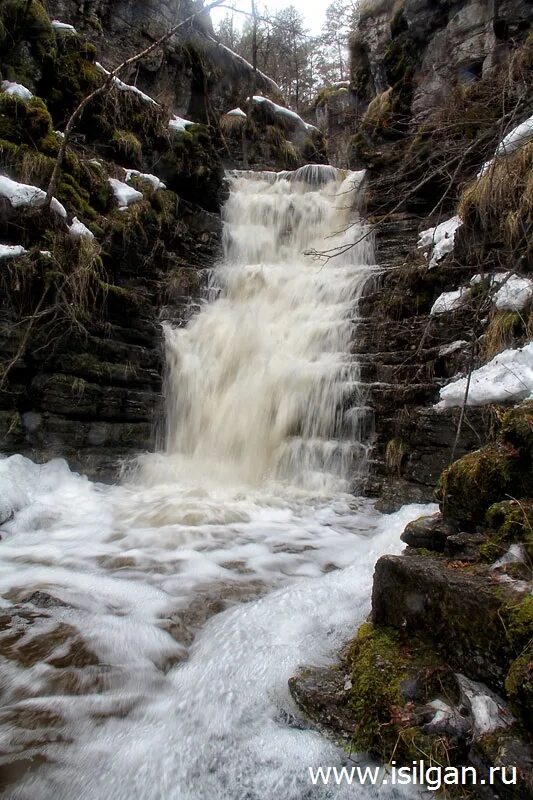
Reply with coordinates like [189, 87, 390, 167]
[418, 216, 462, 268]
[478, 114, 533, 176]
[436, 343, 533, 408]
[169, 115, 195, 132]
[108, 177, 143, 209]
[494, 275, 533, 311]
[209, 40, 282, 95]
[226, 108, 246, 118]
[491, 543, 527, 570]
[125, 169, 165, 190]
[430, 288, 469, 315]
[470, 272, 507, 286]
[457, 675, 513, 737]
[95, 63, 157, 105]
[0, 174, 65, 218]
[68, 217, 94, 239]
[51, 20, 76, 32]
[438, 340, 468, 357]
[0, 244, 27, 260]
[1, 80, 33, 101]
[50, 197, 67, 218]
[251, 96, 319, 132]
[496, 114, 533, 157]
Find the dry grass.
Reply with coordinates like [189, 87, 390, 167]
[458, 142, 533, 252]
[220, 113, 246, 136]
[361, 88, 393, 133]
[358, 0, 395, 22]
[385, 437, 407, 475]
[482, 308, 533, 360]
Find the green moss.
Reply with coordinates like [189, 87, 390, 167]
[505, 645, 532, 726]
[437, 443, 522, 529]
[501, 400, 533, 456]
[505, 596, 533, 652]
[111, 129, 142, 166]
[42, 44, 103, 123]
[482, 498, 533, 563]
[0, 0, 56, 66]
[0, 94, 52, 145]
[346, 622, 454, 761]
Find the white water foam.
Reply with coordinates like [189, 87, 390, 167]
[0, 166, 433, 798]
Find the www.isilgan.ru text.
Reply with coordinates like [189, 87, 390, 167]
[308, 761, 517, 792]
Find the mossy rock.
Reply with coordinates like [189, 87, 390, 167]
[346, 621, 455, 761]
[505, 644, 532, 727]
[505, 595, 533, 653]
[437, 443, 523, 529]
[481, 498, 533, 563]
[0, 93, 52, 145]
[40, 38, 103, 125]
[501, 400, 533, 456]
[0, 0, 56, 69]
[111, 129, 142, 167]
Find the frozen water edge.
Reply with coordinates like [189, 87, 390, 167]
[0, 454, 433, 799]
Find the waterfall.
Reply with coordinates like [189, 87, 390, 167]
[144, 164, 373, 493]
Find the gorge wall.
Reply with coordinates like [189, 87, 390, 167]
[341, 0, 533, 508]
[0, 0, 325, 477]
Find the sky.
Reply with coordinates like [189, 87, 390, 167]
[210, 0, 328, 35]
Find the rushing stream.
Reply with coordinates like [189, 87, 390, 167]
[0, 166, 432, 798]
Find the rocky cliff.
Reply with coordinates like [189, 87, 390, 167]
[0, 0, 325, 476]
[0, 0, 226, 476]
[348, 0, 533, 508]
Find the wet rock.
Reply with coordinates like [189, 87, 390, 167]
[456, 674, 514, 738]
[470, 729, 533, 800]
[444, 532, 488, 560]
[371, 554, 528, 691]
[288, 664, 357, 740]
[401, 512, 456, 552]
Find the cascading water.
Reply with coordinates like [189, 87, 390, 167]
[144, 165, 373, 492]
[0, 166, 433, 800]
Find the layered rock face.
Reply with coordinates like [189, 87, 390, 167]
[0, 2, 223, 476]
[347, 0, 533, 507]
[352, 0, 532, 125]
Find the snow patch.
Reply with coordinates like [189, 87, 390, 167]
[0, 244, 27, 260]
[478, 113, 533, 176]
[1, 80, 33, 101]
[226, 107, 246, 118]
[418, 216, 462, 269]
[0, 174, 66, 218]
[494, 275, 533, 311]
[68, 217, 94, 240]
[252, 96, 318, 131]
[169, 115, 195, 132]
[491, 543, 526, 570]
[430, 288, 468, 315]
[438, 340, 468, 357]
[436, 343, 533, 408]
[457, 675, 513, 737]
[95, 63, 157, 105]
[108, 177, 143, 210]
[125, 169, 166, 191]
[51, 20, 76, 32]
